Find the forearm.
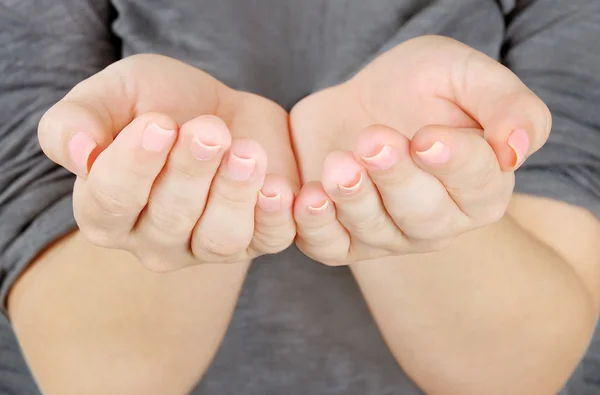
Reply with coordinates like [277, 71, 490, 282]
[351, 214, 597, 395]
[8, 231, 249, 395]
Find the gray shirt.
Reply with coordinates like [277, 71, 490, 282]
[1, 0, 600, 394]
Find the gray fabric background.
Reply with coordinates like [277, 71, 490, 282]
[1, 0, 599, 393]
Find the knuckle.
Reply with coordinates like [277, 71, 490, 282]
[522, 94, 552, 150]
[88, 181, 145, 216]
[251, 226, 295, 254]
[376, 171, 415, 194]
[137, 252, 185, 273]
[401, 209, 455, 240]
[346, 212, 387, 235]
[166, 158, 216, 180]
[146, 199, 197, 236]
[413, 207, 442, 226]
[471, 178, 513, 224]
[395, 197, 444, 227]
[212, 185, 257, 208]
[385, 238, 410, 254]
[37, 105, 74, 167]
[80, 226, 117, 248]
[529, 94, 553, 141]
[126, 159, 162, 181]
[74, 199, 123, 248]
[103, 58, 143, 108]
[296, 240, 346, 265]
[298, 229, 338, 249]
[479, 202, 508, 225]
[427, 211, 463, 238]
[193, 233, 247, 261]
[471, 161, 498, 191]
[449, 161, 497, 195]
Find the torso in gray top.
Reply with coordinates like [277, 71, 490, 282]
[1, 0, 600, 394]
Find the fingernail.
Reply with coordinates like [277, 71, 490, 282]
[416, 141, 450, 164]
[68, 132, 97, 174]
[142, 123, 175, 152]
[507, 128, 529, 168]
[338, 172, 363, 194]
[227, 153, 256, 181]
[258, 191, 281, 212]
[191, 136, 221, 160]
[307, 200, 329, 215]
[361, 145, 397, 170]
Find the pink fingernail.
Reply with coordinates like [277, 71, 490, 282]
[307, 200, 329, 215]
[338, 172, 363, 194]
[361, 145, 397, 170]
[507, 128, 529, 168]
[191, 136, 221, 160]
[416, 141, 450, 165]
[142, 123, 175, 152]
[68, 132, 97, 174]
[258, 191, 281, 212]
[227, 153, 256, 181]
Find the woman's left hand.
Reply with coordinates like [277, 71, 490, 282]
[290, 35, 552, 265]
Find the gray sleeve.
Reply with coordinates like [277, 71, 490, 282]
[0, 0, 117, 315]
[501, 0, 600, 218]
[0, 314, 40, 394]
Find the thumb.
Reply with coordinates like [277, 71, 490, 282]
[38, 74, 120, 178]
[38, 54, 226, 177]
[445, 38, 552, 171]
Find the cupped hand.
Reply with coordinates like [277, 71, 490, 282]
[290, 35, 552, 265]
[39, 54, 299, 271]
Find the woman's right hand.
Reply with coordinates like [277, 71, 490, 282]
[38, 54, 299, 271]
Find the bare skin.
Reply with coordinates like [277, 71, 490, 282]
[291, 36, 550, 262]
[39, 54, 300, 271]
[11, 54, 299, 394]
[8, 37, 600, 394]
[290, 36, 600, 394]
[9, 233, 249, 395]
